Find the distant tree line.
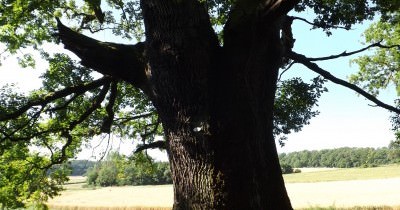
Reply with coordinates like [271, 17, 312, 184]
[84, 151, 172, 187]
[68, 160, 96, 176]
[279, 141, 400, 168]
[66, 141, 400, 183]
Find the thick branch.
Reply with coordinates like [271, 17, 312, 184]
[224, 0, 299, 49]
[135, 140, 166, 153]
[0, 77, 111, 122]
[305, 41, 400, 61]
[288, 51, 400, 115]
[263, 0, 300, 19]
[55, 18, 149, 91]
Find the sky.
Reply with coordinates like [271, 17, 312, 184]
[0, 12, 398, 161]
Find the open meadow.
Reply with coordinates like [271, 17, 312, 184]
[47, 165, 400, 210]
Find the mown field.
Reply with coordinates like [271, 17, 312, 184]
[284, 165, 400, 183]
[47, 165, 400, 210]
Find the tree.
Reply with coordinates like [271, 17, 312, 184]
[84, 151, 172, 186]
[388, 140, 400, 163]
[0, 0, 399, 209]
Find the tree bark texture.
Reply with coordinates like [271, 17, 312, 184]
[58, 0, 296, 209]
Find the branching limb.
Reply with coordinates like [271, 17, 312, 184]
[135, 140, 166, 153]
[114, 112, 155, 124]
[1, 81, 111, 144]
[40, 83, 111, 169]
[1, 129, 58, 142]
[305, 41, 400, 62]
[278, 61, 296, 81]
[140, 118, 161, 141]
[288, 51, 400, 115]
[0, 77, 111, 122]
[290, 16, 348, 30]
[2, 106, 44, 139]
[69, 82, 111, 130]
[55, 18, 149, 92]
[101, 81, 118, 134]
[45, 93, 81, 112]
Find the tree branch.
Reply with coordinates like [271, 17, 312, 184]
[304, 41, 400, 62]
[42, 130, 74, 170]
[69, 82, 110, 130]
[45, 93, 81, 112]
[140, 118, 161, 141]
[39, 84, 111, 169]
[288, 51, 400, 115]
[101, 81, 118, 134]
[55, 18, 149, 91]
[290, 16, 348, 30]
[0, 77, 111, 122]
[135, 140, 166, 153]
[278, 60, 296, 81]
[263, 0, 300, 19]
[114, 112, 155, 124]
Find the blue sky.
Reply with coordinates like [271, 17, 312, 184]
[0, 12, 397, 160]
[277, 14, 397, 153]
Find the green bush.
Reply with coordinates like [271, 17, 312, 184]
[97, 164, 118, 186]
[86, 166, 99, 186]
[281, 164, 293, 174]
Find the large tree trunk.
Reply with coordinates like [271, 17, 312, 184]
[57, 0, 294, 208]
[141, 1, 292, 209]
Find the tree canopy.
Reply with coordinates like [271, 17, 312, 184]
[0, 0, 399, 208]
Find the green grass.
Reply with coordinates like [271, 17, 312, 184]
[283, 164, 400, 183]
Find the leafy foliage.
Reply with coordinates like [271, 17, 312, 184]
[349, 12, 400, 141]
[274, 76, 328, 146]
[0, 143, 69, 209]
[350, 13, 400, 97]
[85, 151, 172, 187]
[294, 0, 399, 35]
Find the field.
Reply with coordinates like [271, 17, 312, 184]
[284, 165, 400, 183]
[47, 165, 400, 210]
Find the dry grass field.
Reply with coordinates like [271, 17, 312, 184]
[47, 165, 400, 210]
[48, 185, 173, 209]
[285, 165, 400, 183]
[287, 178, 400, 208]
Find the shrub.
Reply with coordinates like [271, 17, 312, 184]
[281, 164, 294, 174]
[293, 168, 302, 173]
[97, 164, 118, 186]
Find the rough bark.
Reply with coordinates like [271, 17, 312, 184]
[56, 18, 151, 94]
[57, 0, 295, 209]
[140, 0, 292, 209]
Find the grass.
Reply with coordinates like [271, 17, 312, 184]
[48, 206, 172, 210]
[283, 164, 400, 183]
[44, 165, 400, 210]
[300, 205, 400, 210]
[46, 206, 400, 210]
